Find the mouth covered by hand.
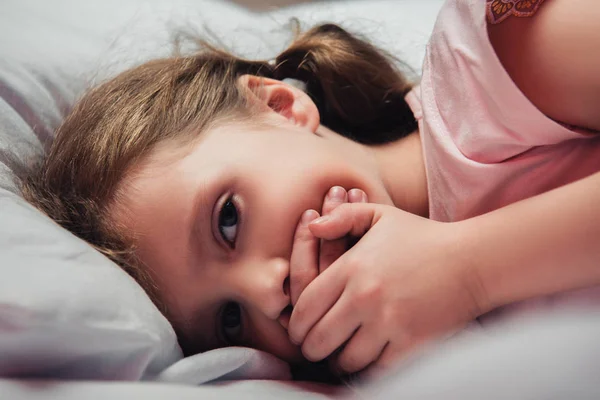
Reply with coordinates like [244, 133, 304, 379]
[289, 186, 368, 308]
[287, 192, 477, 379]
[286, 186, 368, 369]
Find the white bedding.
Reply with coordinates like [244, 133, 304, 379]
[2, 311, 600, 399]
[2, 0, 600, 398]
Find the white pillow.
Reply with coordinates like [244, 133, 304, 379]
[0, 0, 442, 381]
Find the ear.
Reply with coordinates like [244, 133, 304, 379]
[240, 75, 320, 132]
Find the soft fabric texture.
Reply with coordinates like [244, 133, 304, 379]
[410, 0, 600, 223]
[2, 309, 600, 398]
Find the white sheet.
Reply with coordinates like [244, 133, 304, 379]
[2, 310, 600, 399]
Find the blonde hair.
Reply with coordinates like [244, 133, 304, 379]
[19, 22, 417, 311]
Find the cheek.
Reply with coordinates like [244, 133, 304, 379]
[242, 135, 381, 205]
[245, 159, 387, 227]
[239, 144, 393, 251]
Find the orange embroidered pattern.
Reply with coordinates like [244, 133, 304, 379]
[486, 0, 547, 24]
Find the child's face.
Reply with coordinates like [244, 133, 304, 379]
[114, 78, 394, 363]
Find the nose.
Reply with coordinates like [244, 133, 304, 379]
[235, 257, 291, 321]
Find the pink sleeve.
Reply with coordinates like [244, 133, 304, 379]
[421, 0, 594, 164]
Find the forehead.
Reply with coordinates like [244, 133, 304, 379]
[127, 116, 270, 171]
[121, 119, 284, 188]
[115, 124, 219, 198]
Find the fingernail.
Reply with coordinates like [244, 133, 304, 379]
[327, 186, 346, 201]
[348, 188, 362, 203]
[311, 215, 330, 225]
[301, 209, 318, 224]
[361, 191, 368, 203]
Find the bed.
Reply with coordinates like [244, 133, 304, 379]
[2, 0, 600, 398]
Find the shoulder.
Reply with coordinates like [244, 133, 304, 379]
[487, 0, 600, 131]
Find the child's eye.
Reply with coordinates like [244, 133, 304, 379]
[221, 302, 243, 345]
[218, 198, 238, 248]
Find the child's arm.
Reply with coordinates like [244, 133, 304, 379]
[488, 0, 600, 131]
[460, 169, 600, 312]
[289, 173, 600, 374]
[481, 0, 600, 310]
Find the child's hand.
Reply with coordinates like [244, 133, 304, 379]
[289, 186, 367, 306]
[288, 203, 484, 375]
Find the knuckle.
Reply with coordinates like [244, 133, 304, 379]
[291, 301, 307, 324]
[289, 270, 312, 297]
[294, 210, 318, 242]
[355, 280, 383, 304]
[337, 352, 362, 374]
[380, 306, 399, 329]
[377, 346, 400, 370]
[330, 203, 349, 219]
[302, 330, 329, 362]
[294, 225, 313, 243]
[344, 255, 362, 273]
[289, 308, 308, 342]
[288, 326, 303, 346]
[290, 261, 316, 281]
[324, 196, 343, 209]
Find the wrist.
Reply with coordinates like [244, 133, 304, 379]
[451, 219, 494, 317]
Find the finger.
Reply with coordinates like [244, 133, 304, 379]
[309, 203, 381, 240]
[321, 186, 347, 215]
[347, 188, 368, 204]
[300, 289, 361, 362]
[288, 263, 347, 346]
[362, 341, 404, 380]
[332, 327, 388, 375]
[319, 186, 348, 273]
[289, 209, 320, 306]
[289, 231, 370, 346]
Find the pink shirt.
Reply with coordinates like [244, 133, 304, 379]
[406, 0, 600, 223]
[406, 0, 600, 319]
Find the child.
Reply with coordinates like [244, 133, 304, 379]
[18, 0, 600, 378]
